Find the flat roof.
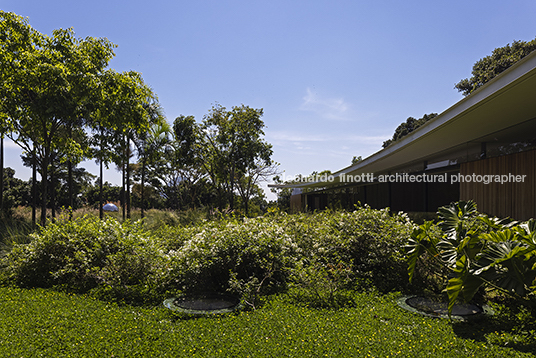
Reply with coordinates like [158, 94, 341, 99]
[271, 50, 536, 189]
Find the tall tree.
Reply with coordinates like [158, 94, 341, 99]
[382, 113, 437, 148]
[150, 115, 204, 210]
[235, 159, 280, 216]
[92, 70, 157, 219]
[5, 26, 115, 226]
[0, 11, 37, 217]
[134, 110, 169, 218]
[200, 104, 273, 211]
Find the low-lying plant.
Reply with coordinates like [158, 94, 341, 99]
[1, 286, 534, 357]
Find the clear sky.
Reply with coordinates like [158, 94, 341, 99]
[2, 0, 536, 200]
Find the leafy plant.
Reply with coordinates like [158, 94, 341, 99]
[288, 259, 355, 308]
[406, 201, 536, 316]
[2, 206, 415, 306]
[160, 216, 299, 296]
[2, 215, 165, 300]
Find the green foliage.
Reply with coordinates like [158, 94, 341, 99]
[2, 206, 536, 355]
[3, 215, 162, 301]
[292, 207, 415, 293]
[406, 201, 536, 316]
[0, 214, 33, 250]
[351, 155, 362, 165]
[382, 113, 437, 148]
[159, 216, 299, 296]
[287, 259, 356, 309]
[2, 206, 415, 307]
[83, 181, 122, 208]
[1, 287, 534, 357]
[199, 103, 274, 212]
[147, 115, 202, 210]
[455, 37, 536, 95]
[1, 167, 32, 212]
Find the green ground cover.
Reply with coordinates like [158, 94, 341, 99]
[1, 204, 535, 356]
[1, 286, 534, 357]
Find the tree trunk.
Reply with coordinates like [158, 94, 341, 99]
[50, 158, 55, 220]
[99, 156, 104, 220]
[141, 156, 145, 218]
[32, 144, 37, 228]
[68, 159, 73, 220]
[40, 119, 49, 227]
[244, 180, 251, 217]
[122, 158, 126, 221]
[99, 128, 104, 220]
[189, 181, 197, 210]
[126, 141, 131, 219]
[41, 152, 48, 227]
[68, 126, 73, 220]
[229, 166, 235, 210]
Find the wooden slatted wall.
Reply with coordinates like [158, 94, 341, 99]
[460, 149, 536, 220]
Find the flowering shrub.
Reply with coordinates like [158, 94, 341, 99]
[2, 206, 415, 306]
[159, 216, 300, 296]
[285, 207, 416, 303]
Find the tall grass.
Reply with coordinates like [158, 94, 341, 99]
[0, 206, 208, 261]
[10, 205, 209, 226]
[0, 208, 34, 250]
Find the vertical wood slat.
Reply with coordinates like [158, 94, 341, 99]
[460, 149, 536, 220]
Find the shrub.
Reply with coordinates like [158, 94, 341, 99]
[287, 259, 356, 309]
[288, 207, 416, 294]
[2, 216, 164, 298]
[159, 216, 300, 297]
[1, 206, 416, 307]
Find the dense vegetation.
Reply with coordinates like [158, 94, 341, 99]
[4, 202, 534, 313]
[382, 113, 437, 148]
[0, 11, 276, 226]
[0, 206, 415, 307]
[455, 37, 536, 96]
[2, 11, 536, 356]
[0, 204, 535, 356]
[408, 201, 536, 315]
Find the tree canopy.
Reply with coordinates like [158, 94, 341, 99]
[0, 11, 169, 222]
[199, 104, 275, 213]
[455, 37, 536, 96]
[382, 113, 437, 148]
[0, 11, 277, 217]
[381, 38, 536, 152]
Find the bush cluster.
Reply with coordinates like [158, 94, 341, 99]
[2, 217, 162, 302]
[1, 206, 415, 306]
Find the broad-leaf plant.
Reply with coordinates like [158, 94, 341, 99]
[406, 200, 536, 316]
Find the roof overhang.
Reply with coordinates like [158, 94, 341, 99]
[271, 50, 536, 189]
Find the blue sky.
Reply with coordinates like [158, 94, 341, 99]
[2, 0, 536, 200]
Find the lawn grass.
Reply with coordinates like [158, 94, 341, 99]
[1, 286, 534, 357]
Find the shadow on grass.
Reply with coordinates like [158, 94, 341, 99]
[452, 315, 536, 355]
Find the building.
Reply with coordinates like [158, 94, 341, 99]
[271, 50, 536, 220]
